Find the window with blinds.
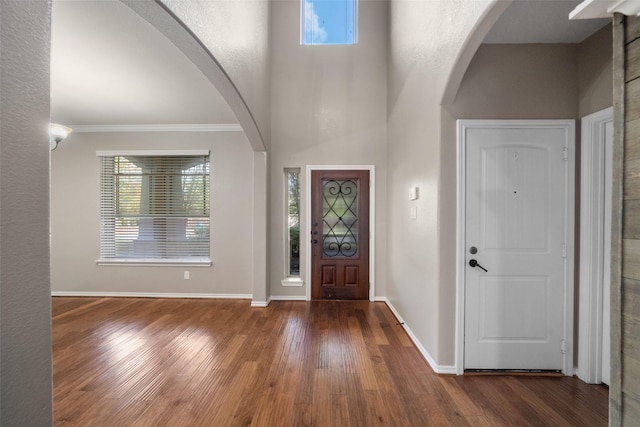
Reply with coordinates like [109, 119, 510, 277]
[98, 152, 210, 263]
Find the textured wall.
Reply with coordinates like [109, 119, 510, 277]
[269, 0, 389, 299]
[445, 44, 579, 120]
[578, 24, 613, 118]
[0, 0, 53, 424]
[387, 0, 493, 368]
[51, 131, 255, 296]
[158, 0, 271, 150]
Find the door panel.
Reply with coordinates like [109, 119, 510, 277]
[465, 126, 570, 371]
[602, 120, 613, 385]
[311, 170, 369, 300]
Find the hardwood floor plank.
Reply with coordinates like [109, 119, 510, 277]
[53, 297, 608, 426]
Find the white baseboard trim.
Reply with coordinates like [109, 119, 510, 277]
[374, 296, 387, 302]
[382, 298, 457, 375]
[270, 295, 307, 301]
[51, 291, 252, 300]
[250, 300, 270, 307]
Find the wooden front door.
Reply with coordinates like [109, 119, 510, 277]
[311, 170, 370, 300]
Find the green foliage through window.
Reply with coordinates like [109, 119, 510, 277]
[287, 169, 301, 275]
[100, 154, 210, 261]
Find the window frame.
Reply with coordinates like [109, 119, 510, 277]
[96, 150, 212, 267]
[284, 168, 301, 277]
[282, 168, 303, 287]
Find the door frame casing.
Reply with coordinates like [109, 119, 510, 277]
[455, 120, 575, 375]
[577, 107, 614, 384]
[305, 165, 376, 301]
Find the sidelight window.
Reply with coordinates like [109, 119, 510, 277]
[285, 169, 301, 276]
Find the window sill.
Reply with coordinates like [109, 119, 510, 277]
[96, 259, 212, 267]
[281, 277, 304, 287]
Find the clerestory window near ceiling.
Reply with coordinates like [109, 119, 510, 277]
[97, 151, 211, 265]
[301, 0, 357, 45]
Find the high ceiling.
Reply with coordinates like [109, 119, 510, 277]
[50, 1, 610, 128]
[51, 0, 237, 127]
[484, 0, 609, 44]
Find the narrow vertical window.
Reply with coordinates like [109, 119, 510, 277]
[286, 169, 301, 276]
[301, 0, 357, 45]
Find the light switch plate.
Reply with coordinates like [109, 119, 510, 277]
[410, 206, 417, 219]
[409, 187, 419, 200]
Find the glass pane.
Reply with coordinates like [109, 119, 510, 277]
[322, 179, 358, 257]
[302, 0, 356, 45]
[287, 170, 300, 275]
[103, 155, 210, 260]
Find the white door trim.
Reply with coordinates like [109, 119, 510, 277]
[455, 119, 575, 375]
[304, 165, 376, 301]
[577, 106, 614, 384]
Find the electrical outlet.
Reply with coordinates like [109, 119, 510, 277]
[183, 271, 190, 280]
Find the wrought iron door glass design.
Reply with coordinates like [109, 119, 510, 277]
[322, 179, 358, 257]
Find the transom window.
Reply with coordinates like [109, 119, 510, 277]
[301, 0, 357, 45]
[98, 151, 211, 264]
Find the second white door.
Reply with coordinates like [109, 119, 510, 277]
[462, 121, 574, 371]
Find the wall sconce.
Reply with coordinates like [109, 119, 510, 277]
[50, 123, 72, 151]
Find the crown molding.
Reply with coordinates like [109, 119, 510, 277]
[70, 124, 243, 133]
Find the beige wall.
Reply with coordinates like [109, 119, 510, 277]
[0, 0, 53, 424]
[157, 0, 271, 150]
[269, 0, 389, 299]
[387, 0, 493, 368]
[51, 131, 255, 296]
[578, 24, 613, 118]
[444, 44, 579, 120]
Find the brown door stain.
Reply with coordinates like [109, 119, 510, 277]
[311, 170, 370, 300]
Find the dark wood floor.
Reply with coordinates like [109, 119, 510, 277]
[52, 297, 609, 426]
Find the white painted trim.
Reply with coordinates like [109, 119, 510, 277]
[383, 298, 456, 374]
[51, 291, 251, 299]
[252, 152, 269, 307]
[270, 295, 307, 301]
[304, 165, 376, 301]
[96, 259, 212, 267]
[96, 149, 210, 157]
[578, 106, 614, 384]
[250, 300, 271, 308]
[281, 278, 304, 287]
[570, 0, 640, 20]
[456, 119, 576, 376]
[74, 124, 242, 133]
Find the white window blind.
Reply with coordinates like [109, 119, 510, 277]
[99, 154, 210, 262]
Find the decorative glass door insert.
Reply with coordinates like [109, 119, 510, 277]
[322, 179, 358, 257]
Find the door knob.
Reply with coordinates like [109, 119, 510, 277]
[469, 259, 488, 272]
[311, 239, 318, 244]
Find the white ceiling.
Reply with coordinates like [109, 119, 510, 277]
[51, 1, 611, 128]
[484, 0, 610, 44]
[51, 0, 237, 127]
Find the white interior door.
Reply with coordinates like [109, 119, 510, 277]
[602, 120, 613, 385]
[462, 122, 573, 371]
